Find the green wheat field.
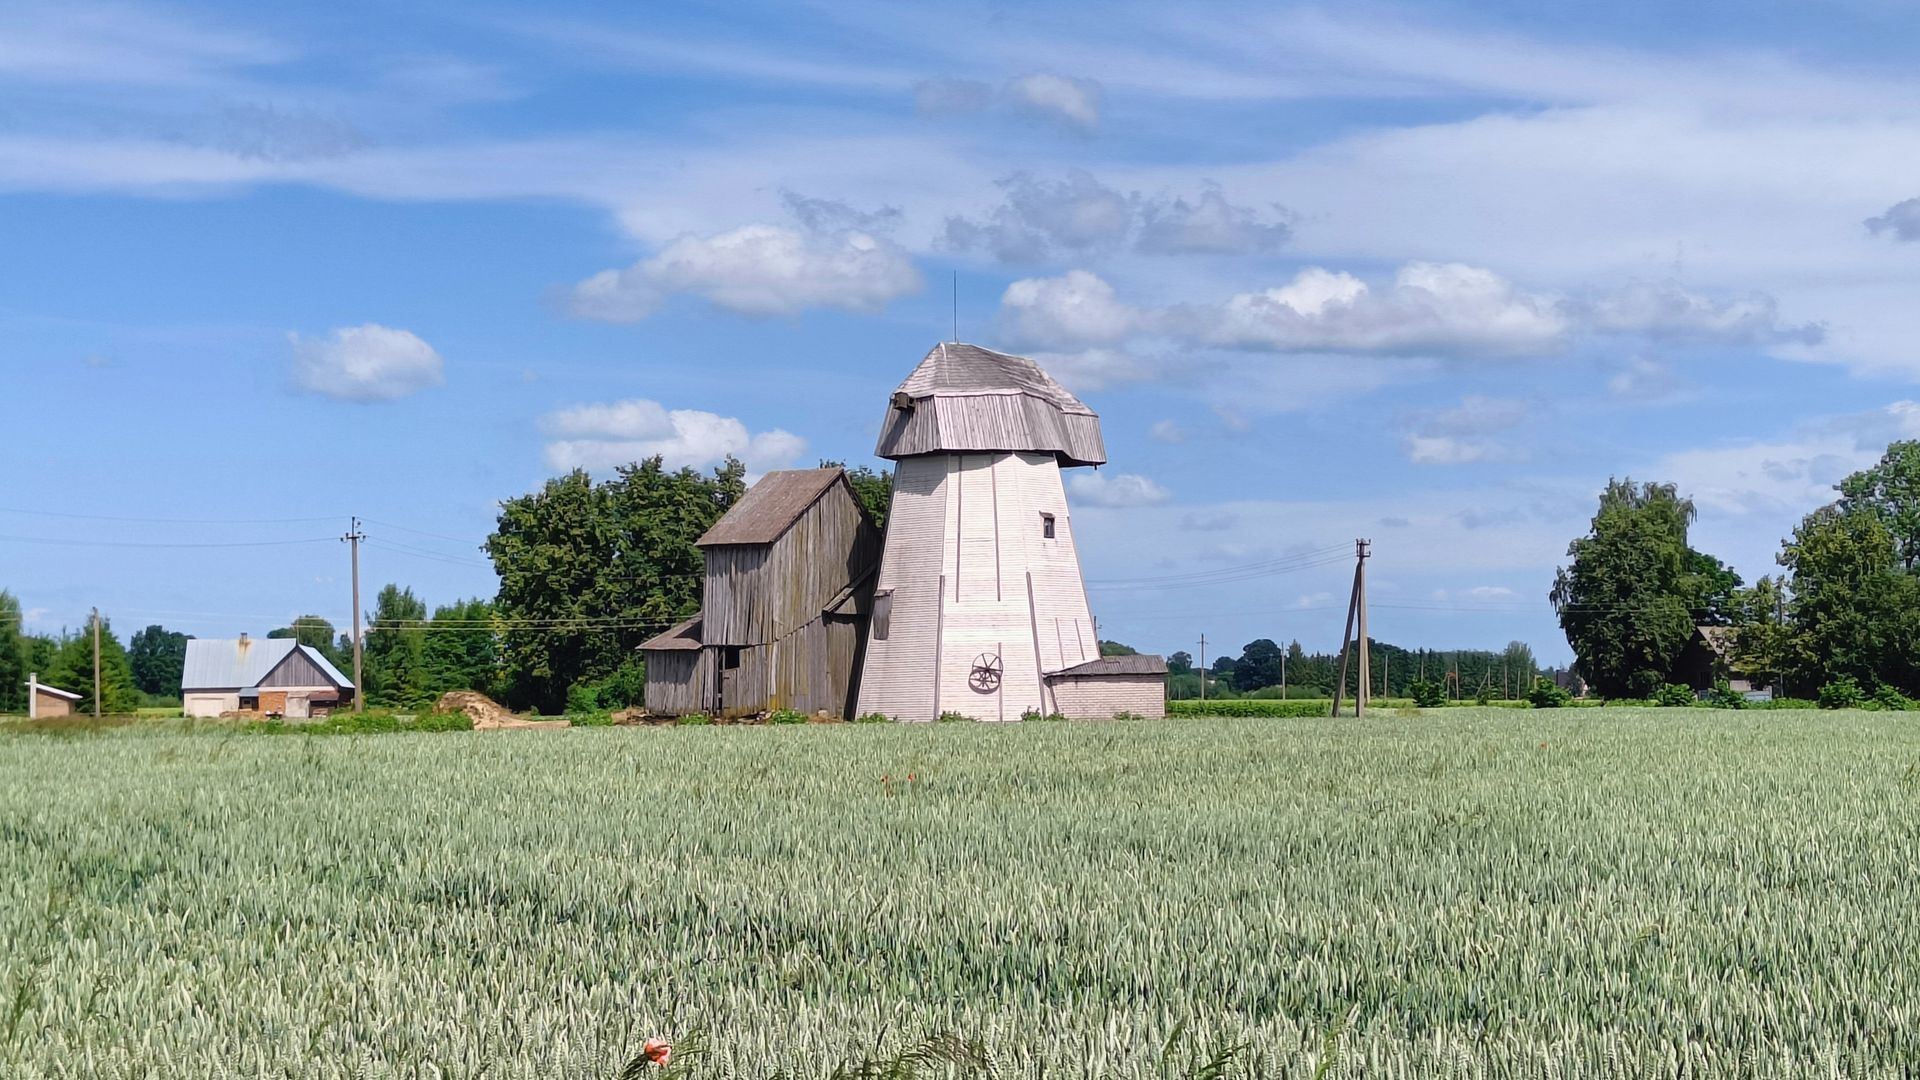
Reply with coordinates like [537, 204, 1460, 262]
[3, 710, 1918, 1078]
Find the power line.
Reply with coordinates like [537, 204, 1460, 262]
[0, 534, 337, 549]
[361, 518, 487, 548]
[0, 506, 341, 525]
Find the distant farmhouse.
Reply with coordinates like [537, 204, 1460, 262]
[1675, 625, 1770, 697]
[22, 676, 81, 719]
[641, 467, 882, 719]
[181, 635, 355, 718]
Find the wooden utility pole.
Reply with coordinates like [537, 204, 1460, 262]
[343, 518, 366, 713]
[1198, 633, 1207, 702]
[1330, 539, 1372, 718]
[91, 607, 101, 720]
[1281, 644, 1288, 700]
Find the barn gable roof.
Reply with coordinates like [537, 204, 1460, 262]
[182, 638, 354, 690]
[26, 682, 82, 700]
[695, 468, 850, 547]
[875, 343, 1107, 466]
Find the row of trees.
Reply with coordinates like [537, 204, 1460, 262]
[1553, 440, 1920, 698]
[0, 595, 141, 714]
[1161, 638, 1541, 701]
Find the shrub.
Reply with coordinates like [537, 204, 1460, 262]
[1475, 684, 1494, 706]
[936, 711, 974, 723]
[1818, 677, 1866, 710]
[1528, 679, 1573, 709]
[853, 712, 892, 724]
[767, 709, 809, 725]
[1653, 683, 1698, 708]
[1871, 684, 1917, 711]
[1708, 680, 1748, 709]
[1408, 679, 1447, 708]
[676, 713, 712, 725]
[1167, 699, 1332, 719]
[1111, 711, 1146, 722]
[565, 658, 648, 713]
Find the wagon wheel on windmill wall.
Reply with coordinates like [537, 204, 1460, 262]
[968, 652, 1003, 693]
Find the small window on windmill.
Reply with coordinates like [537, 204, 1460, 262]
[722, 646, 742, 670]
[1041, 512, 1056, 540]
[872, 589, 893, 640]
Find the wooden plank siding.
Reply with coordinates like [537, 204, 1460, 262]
[256, 648, 340, 689]
[644, 472, 880, 719]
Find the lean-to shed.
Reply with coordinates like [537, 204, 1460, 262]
[640, 467, 881, 718]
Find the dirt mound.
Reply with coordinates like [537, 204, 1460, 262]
[434, 691, 570, 731]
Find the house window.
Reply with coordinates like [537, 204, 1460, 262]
[1041, 513, 1056, 539]
[722, 646, 742, 670]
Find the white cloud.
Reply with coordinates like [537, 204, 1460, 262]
[943, 170, 1289, 261]
[1574, 280, 1823, 345]
[1866, 198, 1920, 242]
[999, 270, 1140, 348]
[1004, 73, 1101, 131]
[569, 215, 921, 321]
[1467, 585, 1516, 599]
[1199, 263, 1570, 357]
[1648, 400, 1920, 518]
[1403, 435, 1511, 466]
[540, 398, 806, 474]
[1606, 355, 1688, 402]
[289, 324, 444, 403]
[1149, 419, 1185, 444]
[1400, 395, 1528, 466]
[1067, 471, 1171, 508]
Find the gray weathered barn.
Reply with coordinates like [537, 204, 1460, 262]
[640, 467, 881, 718]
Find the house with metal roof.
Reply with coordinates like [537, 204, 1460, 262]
[181, 634, 355, 718]
[639, 467, 881, 718]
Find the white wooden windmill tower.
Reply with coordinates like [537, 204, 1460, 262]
[854, 343, 1165, 721]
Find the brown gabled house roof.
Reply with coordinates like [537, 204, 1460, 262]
[695, 468, 850, 547]
[1049, 654, 1168, 678]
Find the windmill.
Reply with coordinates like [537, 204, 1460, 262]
[855, 343, 1164, 721]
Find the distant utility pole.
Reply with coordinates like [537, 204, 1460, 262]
[343, 518, 366, 713]
[91, 607, 101, 720]
[1330, 539, 1372, 718]
[1281, 644, 1288, 700]
[1198, 633, 1207, 702]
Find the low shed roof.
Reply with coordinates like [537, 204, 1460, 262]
[1049, 654, 1168, 678]
[696, 468, 848, 547]
[27, 682, 82, 700]
[639, 615, 704, 652]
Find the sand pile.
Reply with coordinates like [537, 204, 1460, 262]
[434, 691, 570, 731]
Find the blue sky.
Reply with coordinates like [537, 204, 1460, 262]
[7, 0, 1920, 664]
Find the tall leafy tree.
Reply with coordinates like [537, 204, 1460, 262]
[127, 624, 192, 696]
[1551, 479, 1705, 698]
[419, 598, 500, 699]
[1165, 651, 1193, 675]
[1233, 638, 1285, 691]
[1778, 505, 1920, 692]
[270, 616, 347, 667]
[363, 585, 428, 706]
[0, 590, 25, 713]
[487, 458, 744, 713]
[1098, 640, 1138, 656]
[1837, 440, 1920, 570]
[44, 619, 139, 714]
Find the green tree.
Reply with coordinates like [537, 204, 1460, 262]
[363, 585, 428, 706]
[44, 619, 139, 714]
[487, 458, 745, 713]
[1681, 550, 1744, 625]
[1550, 479, 1706, 698]
[1499, 640, 1538, 695]
[1729, 575, 1792, 693]
[418, 598, 500, 699]
[1166, 650, 1193, 675]
[127, 624, 192, 697]
[1098, 640, 1138, 657]
[1778, 505, 1920, 692]
[0, 590, 25, 713]
[1837, 440, 1920, 570]
[1233, 638, 1284, 691]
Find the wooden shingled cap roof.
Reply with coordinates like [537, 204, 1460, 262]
[638, 614, 703, 652]
[695, 467, 849, 547]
